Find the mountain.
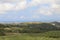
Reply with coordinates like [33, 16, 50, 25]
[51, 21, 60, 27]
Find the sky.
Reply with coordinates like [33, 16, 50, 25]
[0, 0, 60, 22]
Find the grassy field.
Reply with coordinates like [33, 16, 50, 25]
[0, 33, 60, 40]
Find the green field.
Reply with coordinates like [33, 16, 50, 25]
[0, 32, 60, 40]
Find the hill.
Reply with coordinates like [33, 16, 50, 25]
[0, 22, 60, 33]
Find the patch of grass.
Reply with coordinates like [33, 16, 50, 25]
[0, 33, 60, 40]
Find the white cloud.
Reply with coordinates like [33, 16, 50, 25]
[29, 0, 60, 16]
[38, 7, 52, 16]
[0, 3, 14, 14]
[0, 0, 22, 3]
[29, 0, 55, 6]
[0, 0, 27, 14]
[19, 16, 26, 19]
[51, 4, 60, 8]
[0, 3, 14, 10]
[0, 0, 60, 16]
[31, 15, 40, 18]
[31, 0, 60, 16]
[19, 15, 40, 20]
[28, 0, 41, 6]
[14, 1, 27, 11]
[40, 10, 52, 16]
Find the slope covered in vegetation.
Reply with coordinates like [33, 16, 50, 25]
[0, 22, 60, 38]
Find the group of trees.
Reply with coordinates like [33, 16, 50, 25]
[0, 22, 60, 36]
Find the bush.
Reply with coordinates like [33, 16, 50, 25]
[0, 29, 5, 36]
[44, 31, 60, 38]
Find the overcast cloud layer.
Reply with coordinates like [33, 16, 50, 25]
[0, 0, 60, 22]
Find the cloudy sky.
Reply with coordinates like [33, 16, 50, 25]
[0, 0, 60, 22]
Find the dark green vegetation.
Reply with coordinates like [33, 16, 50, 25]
[0, 22, 60, 40]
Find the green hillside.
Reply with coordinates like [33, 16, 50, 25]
[0, 22, 60, 40]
